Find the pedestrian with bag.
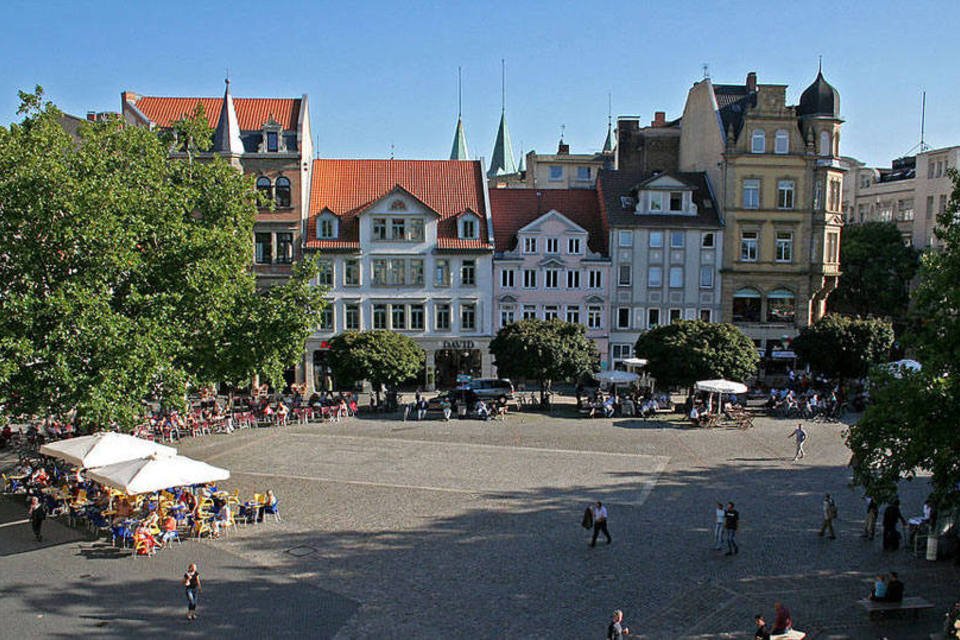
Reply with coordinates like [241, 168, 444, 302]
[819, 493, 837, 539]
[590, 501, 612, 547]
[183, 563, 202, 620]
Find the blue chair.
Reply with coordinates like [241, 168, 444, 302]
[112, 524, 133, 548]
[263, 500, 282, 522]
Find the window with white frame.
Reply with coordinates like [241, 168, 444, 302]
[751, 129, 765, 153]
[461, 303, 477, 330]
[319, 305, 333, 331]
[568, 237, 582, 254]
[647, 308, 660, 328]
[317, 259, 334, 286]
[668, 266, 683, 288]
[522, 304, 537, 320]
[543, 305, 559, 320]
[523, 269, 537, 288]
[373, 304, 388, 329]
[616, 307, 630, 329]
[670, 231, 684, 248]
[775, 232, 793, 262]
[648, 266, 663, 288]
[567, 270, 581, 288]
[701, 232, 715, 248]
[345, 304, 360, 330]
[740, 231, 758, 262]
[500, 306, 515, 327]
[435, 304, 451, 330]
[372, 218, 388, 240]
[588, 269, 603, 288]
[435, 259, 451, 287]
[546, 238, 559, 254]
[649, 231, 664, 248]
[742, 179, 760, 209]
[649, 192, 663, 211]
[699, 309, 711, 322]
[699, 265, 714, 289]
[391, 304, 406, 330]
[669, 308, 682, 323]
[459, 216, 478, 240]
[611, 343, 632, 363]
[669, 192, 684, 212]
[545, 269, 559, 288]
[344, 259, 360, 286]
[618, 264, 631, 287]
[576, 166, 591, 181]
[549, 165, 563, 181]
[523, 237, 537, 254]
[461, 260, 476, 286]
[618, 231, 633, 247]
[774, 129, 789, 154]
[500, 269, 515, 288]
[826, 231, 840, 263]
[565, 305, 580, 324]
[410, 305, 425, 330]
[587, 305, 602, 329]
[777, 180, 795, 209]
[318, 214, 338, 239]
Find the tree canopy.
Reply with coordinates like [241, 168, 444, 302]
[791, 315, 894, 380]
[0, 88, 325, 428]
[327, 330, 424, 391]
[489, 319, 598, 399]
[828, 221, 919, 319]
[847, 169, 960, 506]
[633, 320, 758, 389]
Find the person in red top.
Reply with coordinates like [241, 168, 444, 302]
[160, 515, 178, 547]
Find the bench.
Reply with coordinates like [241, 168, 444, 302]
[857, 596, 934, 619]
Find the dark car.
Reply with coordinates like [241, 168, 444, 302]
[466, 378, 514, 402]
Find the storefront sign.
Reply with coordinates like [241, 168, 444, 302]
[442, 340, 475, 349]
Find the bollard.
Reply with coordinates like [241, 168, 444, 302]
[926, 535, 938, 561]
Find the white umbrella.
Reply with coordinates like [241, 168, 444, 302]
[40, 432, 176, 469]
[594, 370, 640, 384]
[621, 358, 648, 369]
[86, 453, 229, 495]
[695, 379, 749, 395]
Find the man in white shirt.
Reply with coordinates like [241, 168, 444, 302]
[714, 502, 725, 550]
[590, 501, 611, 547]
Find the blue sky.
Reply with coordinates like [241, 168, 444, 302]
[2, 0, 957, 166]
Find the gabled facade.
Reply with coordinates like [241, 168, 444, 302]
[121, 82, 313, 290]
[488, 189, 610, 362]
[678, 70, 844, 353]
[599, 171, 724, 367]
[304, 159, 494, 391]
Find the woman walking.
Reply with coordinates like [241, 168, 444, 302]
[28, 496, 46, 542]
[183, 563, 202, 620]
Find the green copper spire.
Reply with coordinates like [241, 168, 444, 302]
[488, 60, 517, 178]
[450, 117, 470, 160]
[602, 119, 615, 154]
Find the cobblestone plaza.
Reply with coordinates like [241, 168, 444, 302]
[1, 408, 956, 639]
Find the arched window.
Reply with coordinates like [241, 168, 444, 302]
[774, 130, 789, 154]
[732, 288, 762, 323]
[275, 176, 292, 208]
[766, 289, 797, 323]
[256, 177, 272, 205]
[819, 131, 831, 157]
[751, 129, 766, 154]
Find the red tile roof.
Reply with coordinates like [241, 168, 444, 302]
[305, 159, 491, 251]
[488, 189, 607, 255]
[131, 96, 300, 131]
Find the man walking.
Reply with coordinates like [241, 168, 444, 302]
[862, 496, 878, 540]
[819, 493, 837, 539]
[788, 423, 807, 461]
[724, 501, 739, 555]
[590, 501, 612, 547]
[607, 609, 630, 639]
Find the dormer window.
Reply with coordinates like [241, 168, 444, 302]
[317, 211, 339, 240]
[523, 237, 537, 254]
[459, 213, 479, 240]
[258, 116, 286, 153]
[267, 132, 278, 152]
[669, 192, 683, 211]
[649, 192, 663, 211]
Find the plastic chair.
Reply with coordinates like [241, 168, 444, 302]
[263, 500, 282, 522]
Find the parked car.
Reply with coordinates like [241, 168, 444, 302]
[466, 378, 514, 402]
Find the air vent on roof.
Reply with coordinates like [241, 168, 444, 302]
[620, 196, 636, 209]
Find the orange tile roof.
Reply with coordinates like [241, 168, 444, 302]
[305, 159, 492, 251]
[487, 188, 607, 255]
[132, 96, 300, 131]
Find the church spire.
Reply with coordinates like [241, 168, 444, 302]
[449, 66, 469, 160]
[602, 92, 616, 154]
[488, 59, 518, 178]
[212, 78, 244, 156]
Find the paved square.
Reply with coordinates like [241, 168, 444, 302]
[2, 407, 957, 639]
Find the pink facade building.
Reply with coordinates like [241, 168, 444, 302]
[488, 189, 611, 365]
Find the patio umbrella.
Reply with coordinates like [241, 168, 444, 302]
[593, 370, 640, 385]
[694, 380, 749, 395]
[620, 358, 648, 369]
[40, 432, 176, 469]
[86, 453, 229, 495]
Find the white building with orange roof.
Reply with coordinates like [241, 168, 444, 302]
[304, 159, 495, 391]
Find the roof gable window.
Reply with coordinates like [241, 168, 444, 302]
[317, 211, 339, 240]
[459, 212, 480, 240]
[258, 115, 287, 153]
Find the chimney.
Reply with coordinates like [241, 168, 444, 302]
[557, 140, 570, 155]
[746, 71, 757, 92]
[651, 111, 666, 127]
[86, 111, 97, 122]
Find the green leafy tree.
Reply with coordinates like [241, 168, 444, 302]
[633, 320, 758, 389]
[162, 102, 214, 155]
[791, 315, 894, 379]
[489, 318, 599, 404]
[848, 169, 960, 505]
[327, 330, 424, 397]
[828, 221, 919, 319]
[0, 88, 324, 428]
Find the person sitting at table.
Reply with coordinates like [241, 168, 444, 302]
[142, 510, 160, 533]
[159, 514, 179, 547]
[602, 396, 615, 418]
[30, 467, 50, 487]
[276, 402, 289, 426]
[212, 503, 231, 537]
[133, 523, 158, 555]
[258, 490, 278, 522]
